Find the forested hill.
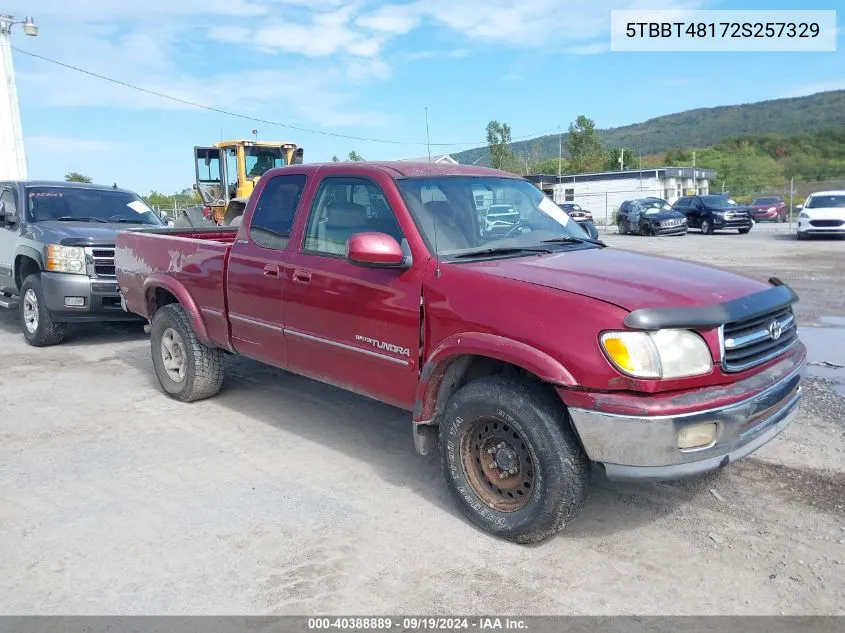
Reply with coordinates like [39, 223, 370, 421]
[452, 90, 845, 166]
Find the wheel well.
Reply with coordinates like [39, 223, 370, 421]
[148, 287, 178, 317]
[14, 256, 40, 290]
[432, 355, 543, 422]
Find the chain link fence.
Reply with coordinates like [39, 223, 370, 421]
[555, 179, 845, 232]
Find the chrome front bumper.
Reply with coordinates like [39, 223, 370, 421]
[568, 363, 804, 481]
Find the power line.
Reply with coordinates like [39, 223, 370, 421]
[14, 46, 560, 148]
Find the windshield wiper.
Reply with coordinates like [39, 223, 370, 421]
[107, 218, 154, 224]
[451, 246, 555, 259]
[542, 236, 606, 247]
[55, 216, 109, 223]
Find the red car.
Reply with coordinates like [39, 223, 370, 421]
[750, 196, 788, 222]
[115, 162, 805, 544]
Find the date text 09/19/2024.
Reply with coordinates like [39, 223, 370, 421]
[307, 617, 528, 630]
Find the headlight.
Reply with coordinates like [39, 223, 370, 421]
[46, 244, 87, 275]
[799, 212, 809, 219]
[600, 329, 713, 379]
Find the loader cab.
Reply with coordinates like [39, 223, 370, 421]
[193, 141, 304, 224]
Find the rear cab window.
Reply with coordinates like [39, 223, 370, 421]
[248, 174, 308, 250]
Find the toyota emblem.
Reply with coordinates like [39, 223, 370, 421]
[768, 319, 783, 341]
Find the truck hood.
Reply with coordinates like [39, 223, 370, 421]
[462, 247, 766, 312]
[28, 221, 150, 246]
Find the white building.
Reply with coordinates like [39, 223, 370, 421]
[397, 154, 458, 164]
[526, 167, 717, 224]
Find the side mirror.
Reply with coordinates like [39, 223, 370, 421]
[347, 232, 410, 269]
[582, 221, 600, 240]
[292, 148, 304, 165]
[795, 204, 803, 210]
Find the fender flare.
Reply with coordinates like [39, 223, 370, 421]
[143, 273, 212, 347]
[13, 247, 45, 289]
[413, 332, 577, 424]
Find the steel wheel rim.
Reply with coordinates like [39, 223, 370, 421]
[23, 289, 38, 334]
[460, 416, 536, 512]
[160, 327, 187, 383]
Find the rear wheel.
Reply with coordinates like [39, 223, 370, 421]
[19, 274, 65, 347]
[438, 375, 589, 544]
[150, 303, 224, 402]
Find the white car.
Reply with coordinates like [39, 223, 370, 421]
[796, 190, 845, 240]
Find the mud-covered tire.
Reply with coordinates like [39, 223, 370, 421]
[438, 375, 589, 544]
[150, 303, 224, 402]
[19, 274, 66, 347]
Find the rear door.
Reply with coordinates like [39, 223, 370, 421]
[282, 173, 425, 409]
[0, 184, 19, 291]
[225, 172, 310, 367]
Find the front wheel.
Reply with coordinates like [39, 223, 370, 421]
[19, 274, 66, 347]
[701, 219, 714, 235]
[738, 227, 751, 234]
[438, 376, 589, 544]
[150, 303, 225, 402]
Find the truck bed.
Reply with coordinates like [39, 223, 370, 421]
[115, 226, 238, 348]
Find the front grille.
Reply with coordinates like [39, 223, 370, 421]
[809, 219, 844, 228]
[724, 212, 748, 220]
[85, 247, 116, 279]
[721, 307, 798, 372]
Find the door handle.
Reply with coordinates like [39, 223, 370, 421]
[292, 269, 311, 284]
[263, 264, 280, 278]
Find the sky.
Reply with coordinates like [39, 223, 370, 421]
[9, 0, 845, 194]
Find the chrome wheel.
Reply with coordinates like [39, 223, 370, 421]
[160, 327, 187, 383]
[23, 289, 39, 334]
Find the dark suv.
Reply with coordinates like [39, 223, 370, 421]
[0, 180, 165, 346]
[672, 194, 753, 235]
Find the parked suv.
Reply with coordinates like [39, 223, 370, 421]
[617, 197, 687, 236]
[750, 196, 788, 222]
[0, 180, 164, 346]
[672, 194, 753, 235]
[796, 190, 845, 240]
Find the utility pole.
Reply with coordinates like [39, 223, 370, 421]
[0, 13, 38, 180]
[557, 126, 562, 178]
[691, 150, 696, 195]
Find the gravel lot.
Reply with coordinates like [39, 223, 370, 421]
[1, 227, 843, 615]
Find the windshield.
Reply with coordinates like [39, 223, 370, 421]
[753, 197, 780, 205]
[25, 187, 163, 225]
[701, 195, 740, 208]
[395, 176, 595, 259]
[245, 146, 287, 178]
[562, 203, 583, 212]
[642, 199, 672, 211]
[805, 194, 845, 209]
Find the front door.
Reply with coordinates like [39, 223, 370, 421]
[225, 172, 309, 367]
[283, 175, 424, 410]
[0, 185, 20, 292]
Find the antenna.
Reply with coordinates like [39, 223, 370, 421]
[425, 107, 440, 278]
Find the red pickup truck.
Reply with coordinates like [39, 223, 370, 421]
[116, 162, 805, 544]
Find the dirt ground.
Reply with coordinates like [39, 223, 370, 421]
[0, 227, 843, 615]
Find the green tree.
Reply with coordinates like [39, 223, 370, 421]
[65, 172, 92, 183]
[565, 115, 605, 173]
[331, 155, 340, 162]
[347, 151, 364, 161]
[486, 120, 517, 171]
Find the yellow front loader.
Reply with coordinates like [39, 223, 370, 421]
[194, 140, 303, 225]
